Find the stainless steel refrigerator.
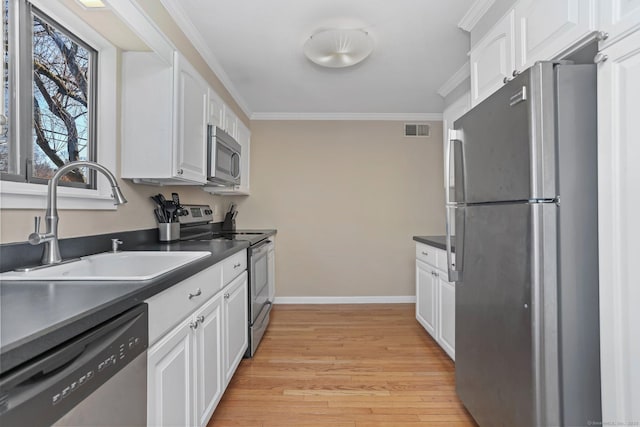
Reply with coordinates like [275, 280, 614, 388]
[445, 62, 601, 427]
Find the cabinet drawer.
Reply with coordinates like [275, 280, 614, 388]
[146, 263, 222, 344]
[222, 250, 247, 285]
[416, 242, 438, 266]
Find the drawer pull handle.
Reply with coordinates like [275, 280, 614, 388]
[189, 321, 198, 330]
[421, 251, 429, 256]
[224, 293, 230, 299]
[233, 262, 241, 269]
[188, 288, 202, 299]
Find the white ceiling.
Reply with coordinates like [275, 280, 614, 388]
[163, 0, 472, 118]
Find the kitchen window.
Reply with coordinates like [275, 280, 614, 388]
[0, 0, 117, 209]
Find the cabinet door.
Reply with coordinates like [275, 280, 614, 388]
[416, 260, 437, 339]
[208, 88, 225, 129]
[195, 294, 223, 427]
[470, 10, 515, 107]
[147, 320, 195, 427]
[223, 106, 238, 139]
[437, 275, 456, 360]
[599, 0, 640, 46]
[597, 30, 640, 425]
[515, 0, 597, 71]
[175, 53, 207, 183]
[223, 271, 249, 385]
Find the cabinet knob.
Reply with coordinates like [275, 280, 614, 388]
[189, 321, 199, 330]
[596, 31, 609, 41]
[594, 53, 608, 64]
[177, 169, 184, 175]
[512, 69, 520, 77]
[188, 288, 202, 299]
[503, 76, 510, 84]
[224, 293, 230, 299]
[196, 315, 205, 324]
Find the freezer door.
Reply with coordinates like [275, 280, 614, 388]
[452, 63, 560, 203]
[455, 203, 535, 426]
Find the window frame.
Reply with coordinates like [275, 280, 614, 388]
[0, 0, 117, 210]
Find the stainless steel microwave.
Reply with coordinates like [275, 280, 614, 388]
[207, 125, 241, 186]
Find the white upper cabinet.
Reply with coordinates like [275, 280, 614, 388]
[470, 0, 600, 107]
[175, 53, 209, 183]
[223, 106, 238, 140]
[121, 51, 207, 185]
[208, 88, 225, 130]
[514, 0, 597, 71]
[599, 0, 640, 46]
[470, 10, 515, 107]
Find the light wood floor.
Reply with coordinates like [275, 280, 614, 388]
[207, 303, 477, 427]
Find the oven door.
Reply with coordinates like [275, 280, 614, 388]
[207, 125, 241, 186]
[250, 240, 271, 324]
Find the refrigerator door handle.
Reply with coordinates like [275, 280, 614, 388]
[446, 205, 463, 282]
[447, 129, 464, 205]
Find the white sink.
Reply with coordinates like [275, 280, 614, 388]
[0, 251, 211, 281]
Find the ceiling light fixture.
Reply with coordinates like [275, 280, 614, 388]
[75, 0, 107, 9]
[303, 29, 374, 68]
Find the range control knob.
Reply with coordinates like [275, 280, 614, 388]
[204, 209, 212, 215]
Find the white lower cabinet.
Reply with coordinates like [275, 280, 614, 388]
[223, 272, 249, 385]
[415, 242, 456, 360]
[146, 257, 248, 427]
[196, 294, 223, 427]
[147, 318, 195, 427]
[437, 276, 456, 360]
[416, 260, 437, 337]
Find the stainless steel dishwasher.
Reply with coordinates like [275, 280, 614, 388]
[0, 304, 148, 427]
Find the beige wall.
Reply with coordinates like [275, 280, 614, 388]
[230, 120, 446, 298]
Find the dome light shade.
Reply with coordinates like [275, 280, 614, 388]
[303, 29, 374, 68]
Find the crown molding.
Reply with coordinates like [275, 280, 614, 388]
[251, 112, 443, 121]
[159, 0, 252, 118]
[437, 61, 470, 98]
[458, 0, 496, 32]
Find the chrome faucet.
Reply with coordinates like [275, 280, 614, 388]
[28, 161, 128, 265]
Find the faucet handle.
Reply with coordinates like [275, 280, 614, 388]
[111, 238, 123, 253]
[34, 216, 41, 233]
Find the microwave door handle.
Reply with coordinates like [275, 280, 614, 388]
[231, 152, 240, 179]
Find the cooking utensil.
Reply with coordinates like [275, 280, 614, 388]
[164, 201, 177, 223]
[172, 192, 180, 207]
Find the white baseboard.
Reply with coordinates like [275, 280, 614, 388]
[273, 296, 416, 304]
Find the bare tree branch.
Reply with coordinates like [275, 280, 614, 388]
[37, 18, 87, 99]
[33, 96, 84, 183]
[33, 72, 85, 183]
[34, 60, 86, 106]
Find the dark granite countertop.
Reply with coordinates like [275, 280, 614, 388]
[0, 230, 276, 373]
[413, 235, 455, 252]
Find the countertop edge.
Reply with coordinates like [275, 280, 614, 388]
[1, 229, 277, 373]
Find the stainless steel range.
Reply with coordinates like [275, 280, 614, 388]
[178, 204, 275, 357]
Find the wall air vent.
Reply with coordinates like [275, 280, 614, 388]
[404, 123, 430, 137]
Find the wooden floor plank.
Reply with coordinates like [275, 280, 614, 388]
[207, 304, 477, 427]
